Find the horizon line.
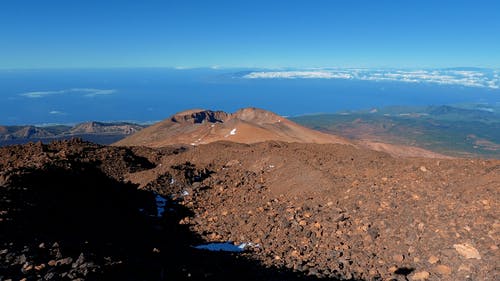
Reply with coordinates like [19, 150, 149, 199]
[1, 65, 499, 71]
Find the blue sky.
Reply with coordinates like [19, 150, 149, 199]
[1, 0, 499, 69]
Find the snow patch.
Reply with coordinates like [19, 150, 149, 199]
[155, 194, 167, 218]
[193, 242, 259, 252]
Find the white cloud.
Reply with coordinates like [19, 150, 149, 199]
[21, 90, 65, 98]
[72, 88, 117, 97]
[244, 71, 352, 79]
[243, 69, 500, 89]
[20, 88, 117, 98]
[49, 110, 65, 115]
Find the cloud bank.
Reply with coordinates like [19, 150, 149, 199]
[243, 69, 500, 89]
[49, 110, 65, 115]
[20, 88, 117, 98]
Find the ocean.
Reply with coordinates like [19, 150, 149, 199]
[0, 68, 498, 125]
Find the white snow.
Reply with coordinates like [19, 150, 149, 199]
[193, 242, 259, 252]
[230, 128, 237, 135]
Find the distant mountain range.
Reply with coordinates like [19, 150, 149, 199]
[2, 104, 499, 159]
[291, 104, 500, 158]
[0, 122, 146, 146]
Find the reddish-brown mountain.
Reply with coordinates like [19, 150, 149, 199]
[114, 108, 448, 158]
[114, 108, 351, 147]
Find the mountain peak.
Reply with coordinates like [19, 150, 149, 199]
[232, 107, 283, 124]
[70, 122, 143, 135]
[114, 108, 351, 147]
[170, 109, 229, 124]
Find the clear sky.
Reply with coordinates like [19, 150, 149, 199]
[1, 0, 499, 69]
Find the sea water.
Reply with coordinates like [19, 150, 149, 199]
[0, 68, 498, 125]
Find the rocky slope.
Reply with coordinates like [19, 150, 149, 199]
[114, 108, 352, 147]
[114, 108, 447, 158]
[1, 139, 498, 280]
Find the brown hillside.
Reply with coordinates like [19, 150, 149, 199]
[127, 141, 499, 280]
[114, 108, 449, 158]
[1, 140, 496, 280]
[114, 108, 351, 147]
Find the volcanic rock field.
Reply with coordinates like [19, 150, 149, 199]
[1, 138, 498, 281]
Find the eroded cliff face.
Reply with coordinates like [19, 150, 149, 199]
[170, 109, 230, 124]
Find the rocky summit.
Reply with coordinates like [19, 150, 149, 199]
[114, 107, 352, 147]
[0, 138, 498, 281]
[114, 108, 446, 158]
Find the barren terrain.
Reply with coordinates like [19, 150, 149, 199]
[115, 108, 447, 159]
[1, 139, 498, 280]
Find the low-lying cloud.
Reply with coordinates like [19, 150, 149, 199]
[20, 88, 117, 98]
[243, 69, 500, 90]
[49, 110, 66, 115]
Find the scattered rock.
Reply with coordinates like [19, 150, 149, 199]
[427, 255, 439, 264]
[453, 243, 481, 259]
[458, 263, 472, 272]
[72, 253, 86, 268]
[434, 264, 452, 275]
[410, 271, 430, 280]
[225, 159, 240, 167]
[0, 139, 498, 281]
[56, 257, 73, 266]
[0, 173, 7, 185]
[44, 272, 55, 280]
[35, 263, 46, 271]
[393, 254, 405, 263]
